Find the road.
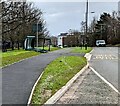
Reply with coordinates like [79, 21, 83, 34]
[2, 48, 79, 105]
[89, 47, 119, 90]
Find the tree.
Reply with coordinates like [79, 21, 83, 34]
[1, 1, 48, 50]
[88, 17, 97, 46]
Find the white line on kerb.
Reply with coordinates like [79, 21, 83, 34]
[90, 67, 120, 95]
[27, 71, 44, 105]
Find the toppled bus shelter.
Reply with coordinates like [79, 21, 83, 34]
[24, 35, 51, 53]
[24, 36, 35, 50]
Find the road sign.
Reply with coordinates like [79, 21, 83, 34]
[32, 24, 42, 32]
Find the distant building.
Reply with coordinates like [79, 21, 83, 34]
[57, 32, 82, 48]
[64, 33, 81, 47]
[57, 33, 67, 48]
[118, 1, 120, 18]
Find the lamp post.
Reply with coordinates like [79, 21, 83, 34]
[85, 0, 88, 36]
[36, 21, 39, 48]
[85, 0, 95, 49]
[85, 0, 88, 50]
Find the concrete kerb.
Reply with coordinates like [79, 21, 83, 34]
[27, 71, 44, 105]
[84, 48, 93, 61]
[44, 63, 89, 104]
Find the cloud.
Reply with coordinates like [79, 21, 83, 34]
[48, 12, 65, 17]
[35, 2, 118, 36]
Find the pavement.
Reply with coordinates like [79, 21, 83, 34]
[47, 47, 119, 105]
[2, 48, 85, 105]
[56, 68, 118, 104]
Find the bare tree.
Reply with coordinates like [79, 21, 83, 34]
[1, 1, 48, 50]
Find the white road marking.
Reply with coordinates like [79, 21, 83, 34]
[90, 67, 120, 95]
[93, 54, 118, 60]
[105, 55, 108, 59]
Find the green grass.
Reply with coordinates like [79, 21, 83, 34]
[1, 47, 60, 67]
[31, 56, 87, 105]
[1, 49, 30, 58]
[115, 44, 120, 47]
[71, 47, 92, 53]
[1, 50, 40, 67]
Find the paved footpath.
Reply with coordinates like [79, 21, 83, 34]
[2, 48, 85, 105]
[56, 68, 119, 105]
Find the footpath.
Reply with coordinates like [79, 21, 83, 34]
[56, 68, 118, 104]
[45, 52, 119, 105]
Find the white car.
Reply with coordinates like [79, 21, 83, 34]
[96, 40, 106, 47]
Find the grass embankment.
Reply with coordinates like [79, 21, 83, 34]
[1, 49, 40, 67]
[31, 56, 87, 105]
[1, 47, 60, 67]
[71, 47, 92, 53]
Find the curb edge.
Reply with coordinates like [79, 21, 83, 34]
[27, 71, 44, 105]
[44, 63, 89, 104]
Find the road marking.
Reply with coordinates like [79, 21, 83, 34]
[90, 67, 120, 95]
[93, 55, 118, 60]
[105, 55, 108, 59]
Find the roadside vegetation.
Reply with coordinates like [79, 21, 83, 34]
[1, 50, 39, 67]
[71, 47, 92, 53]
[1, 47, 60, 67]
[31, 56, 87, 105]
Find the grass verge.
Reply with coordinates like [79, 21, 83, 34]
[1, 51, 40, 67]
[71, 47, 92, 53]
[1, 47, 60, 67]
[31, 56, 87, 105]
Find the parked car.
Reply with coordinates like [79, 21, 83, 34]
[96, 40, 106, 47]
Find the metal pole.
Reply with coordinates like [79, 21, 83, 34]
[36, 21, 38, 47]
[86, 0, 88, 36]
[85, 0, 88, 49]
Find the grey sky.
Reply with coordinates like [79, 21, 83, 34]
[34, 2, 118, 36]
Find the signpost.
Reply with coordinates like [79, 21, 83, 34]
[32, 24, 42, 32]
[32, 23, 42, 47]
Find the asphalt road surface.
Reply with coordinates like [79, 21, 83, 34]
[2, 48, 81, 105]
[89, 47, 119, 90]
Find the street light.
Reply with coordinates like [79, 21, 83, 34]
[85, 0, 88, 43]
[36, 21, 39, 48]
[85, 0, 95, 49]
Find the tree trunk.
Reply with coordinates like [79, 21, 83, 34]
[17, 41, 20, 50]
[11, 41, 14, 50]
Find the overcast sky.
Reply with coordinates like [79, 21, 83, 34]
[34, 2, 119, 36]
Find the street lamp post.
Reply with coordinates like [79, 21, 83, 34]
[85, 0, 95, 49]
[36, 21, 39, 48]
[85, 0, 88, 36]
[85, 0, 88, 50]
